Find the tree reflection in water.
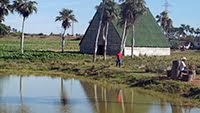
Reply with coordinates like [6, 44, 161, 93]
[131, 90, 134, 111]
[94, 84, 99, 113]
[104, 88, 107, 113]
[60, 78, 68, 113]
[0, 76, 9, 113]
[80, 80, 199, 113]
[170, 101, 193, 113]
[16, 76, 30, 113]
[118, 89, 125, 113]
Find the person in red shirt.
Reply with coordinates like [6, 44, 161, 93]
[116, 51, 122, 67]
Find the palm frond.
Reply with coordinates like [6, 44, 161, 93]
[55, 8, 77, 30]
[0, 0, 10, 22]
[11, 0, 37, 18]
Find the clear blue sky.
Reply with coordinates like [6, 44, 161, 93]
[4, 0, 200, 35]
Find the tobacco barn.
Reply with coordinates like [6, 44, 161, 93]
[79, 8, 170, 56]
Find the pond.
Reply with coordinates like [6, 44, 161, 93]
[0, 75, 200, 113]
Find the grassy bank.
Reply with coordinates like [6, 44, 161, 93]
[1, 36, 200, 105]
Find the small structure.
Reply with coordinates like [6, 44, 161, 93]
[194, 36, 200, 49]
[80, 8, 170, 56]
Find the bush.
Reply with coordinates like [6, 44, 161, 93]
[185, 87, 200, 101]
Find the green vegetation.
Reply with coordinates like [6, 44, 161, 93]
[0, 23, 10, 35]
[1, 36, 200, 106]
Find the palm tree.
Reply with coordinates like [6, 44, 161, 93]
[189, 27, 195, 36]
[10, 0, 37, 54]
[119, 0, 146, 57]
[55, 8, 77, 53]
[101, 0, 117, 60]
[185, 25, 191, 35]
[93, 0, 105, 62]
[195, 28, 200, 36]
[166, 18, 173, 33]
[156, 11, 168, 29]
[0, 0, 10, 23]
[119, 1, 131, 52]
[156, 11, 173, 37]
[178, 24, 187, 37]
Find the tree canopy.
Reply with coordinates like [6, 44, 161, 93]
[0, 0, 10, 23]
[55, 8, 77, 30]
[10, 0, 37, 19]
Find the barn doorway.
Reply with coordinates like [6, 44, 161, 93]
[97, 45, 104, 55]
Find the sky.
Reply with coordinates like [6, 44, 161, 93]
[3, 0, 200, 35]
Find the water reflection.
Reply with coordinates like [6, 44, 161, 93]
[81, 81, 153, 113]
[94, 84, 99, 113]
[80, 81, 200, 113]
[60, 78, 68, 113]
[170, 103, 193, 113]
[17, 76, 30, 113]
[0, 75, 199, 113]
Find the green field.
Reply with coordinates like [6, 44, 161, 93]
[1, 36, 200, 105]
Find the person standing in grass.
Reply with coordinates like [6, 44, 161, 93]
[179, 57, 188, 78]
[116, 51, 122, 67]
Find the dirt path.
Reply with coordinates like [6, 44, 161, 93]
[191, 76, 200, 85]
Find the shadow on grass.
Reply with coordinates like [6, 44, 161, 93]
[128, 76, 170, 87]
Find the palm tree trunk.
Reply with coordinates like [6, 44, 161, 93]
[123, 35, 128, 53]
[20, 17, 25, 54]
[120, 20, 127, 52]
[61, 29, 66, 53]
[93, 24, 102, 62]
[104, 23, 109, 60]
[131, 24, 135, 58]
[93, 2, 105, 62]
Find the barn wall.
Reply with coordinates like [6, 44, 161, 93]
[194, 37, 200, 49]
[80, 19, 121, 55]
[106, 23, 121, 55]
[124, 47, 170, 56]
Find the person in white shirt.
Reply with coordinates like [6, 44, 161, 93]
[179, 57, 188, 78]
